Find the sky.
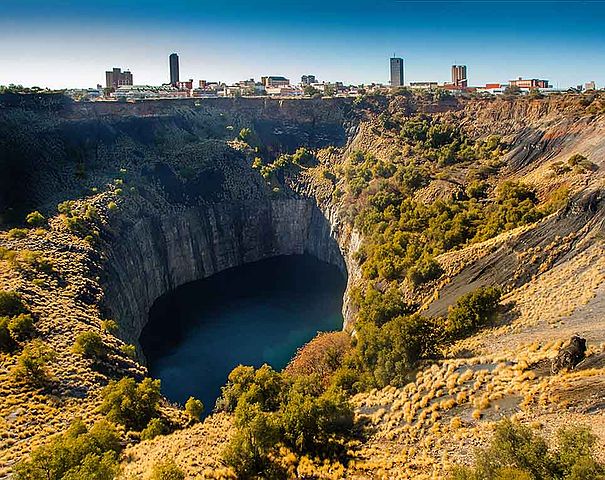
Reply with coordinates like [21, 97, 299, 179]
[1, 0, 604, 89]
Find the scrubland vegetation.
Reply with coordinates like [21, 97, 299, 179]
[2, 92, 604, 479]
[14, 420, 122, 480]
[335, 113, 561, 326]
[452, 419, 605, 480]
[251, 147, 318, 193]
[217, 364, 353, 478]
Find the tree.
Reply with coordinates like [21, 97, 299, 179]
[185, 396, 204, 421]
[223, 399, 281, 477]
[14, 420, 121, 480]
[0, 291, 28, 317]
[356, 314, 441, 387]
[149, 459, 185, 480]
[98, 377, 161, 431]
[303, 85, 320, 97]
[324, 84, 336, 96]
[445, 286, 501, 340]
[528, 88, 544, 99]
[141, 418, 167, 440]
[504, 84, 521, 96]
[280, 384, 353, 455]
[217, 364, 283, 412]
[73, 331, 106, 359]
[284, 332, 351, 385]
[14, 339, 55, 384]
[25, 211, 46, 227]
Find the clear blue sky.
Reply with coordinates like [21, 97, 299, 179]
[1, 0, 604, 89]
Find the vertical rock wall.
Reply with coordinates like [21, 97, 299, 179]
[102, 198, 350, 343]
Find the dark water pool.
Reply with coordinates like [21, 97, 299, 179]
[140, 254, 346, 413]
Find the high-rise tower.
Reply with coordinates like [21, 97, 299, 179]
[390, 57, 404, 87]
[105, 68, 133, 90]
[169, 53, 180, 86]
[451, 65, 468, 88]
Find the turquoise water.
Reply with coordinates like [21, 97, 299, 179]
[140, 254, 346, 414]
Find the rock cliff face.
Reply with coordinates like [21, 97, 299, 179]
[4, 92, 605, 478]
[0, 94, 362, 342]
[0, 95, 353, 224]
[103, 199, 349, 343]
[3, 92, 604, 346]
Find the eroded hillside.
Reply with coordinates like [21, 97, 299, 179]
[1, 92, 605, 479]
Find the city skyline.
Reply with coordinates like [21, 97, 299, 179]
[1, 0, 605, 89]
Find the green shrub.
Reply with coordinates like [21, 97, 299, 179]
[7, 228, 28, 239]
[100, 319, 118, 333]
[223, 399, 282, 477]
[60, 203, 100, 239]
[567, 153, 598, 173]
[185, 396, 204, 421]
[25, 211, 46, 227]
[406, 257, 443, 286]
[238, 127, 252, 142]
[73, 331, 106, 359]
[445, 286, 501, 340]
[57, 200, 74, 215]
[330, 366, 363, 394]
[140, 417, 167, 441]
[14, 339, 55, 384]
[11, 250, 54, 274]
[149, 459, 185, 480]
[252, 157, 263, 169]
[355, 314, 441, 387]
[64, 215, 86, 234]
[7, 313, 35, 341]
[0, 316, 16, 351]
[550, 161, 572, 176]
[0, 291, 28, 317]
[98, 377, 161, 431]
[217, 364, 284, 413]
[107, 202, 118, 212]
[556, 426, 604, 478]
[568, 153, 588, 166]
[119, 343, 137, 359]
[14, 419, 121, 480]
[291, 147, 317, 167]
[450, 419, 605, 480]
[466, 180, 489, 199]
[221, 365, 354, 477]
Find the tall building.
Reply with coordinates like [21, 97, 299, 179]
[105, 68, 133, 90]
[390, 57, 404, 87]
[169, 53, 180, 86]
[301, 75, 316, 85]
[451, 65, 468, 88]
[585, 81, 596, 91]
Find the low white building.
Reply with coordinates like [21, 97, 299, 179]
[112, 85, 189, 100]
[265, 85, 303, 96]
